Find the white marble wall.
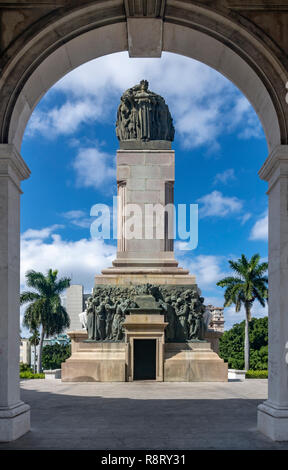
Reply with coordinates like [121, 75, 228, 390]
[258, 145, 288, 441]
[0, 145, 30, 441]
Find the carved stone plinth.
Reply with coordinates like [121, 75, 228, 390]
[164, 342, 228, 382]
[61, 331, 126, 382]
[62, 329, 227, 383]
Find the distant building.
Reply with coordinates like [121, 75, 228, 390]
[20, 338, 31, 365]
[62, 284, 90, 331]
[206, 305, 225, 333]
[43, 333, 70, 347]
[65, 284, 84, 331]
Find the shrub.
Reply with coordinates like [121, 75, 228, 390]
[42, 343, 71, 370]
[246, 370, 268, 379]
[20, 362, 33, 373]
[219, 317, 268, 370]
[20, 371, 45, 379]
[249, 345, 268, 371]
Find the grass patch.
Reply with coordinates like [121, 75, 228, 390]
[246, 370, 268, 379]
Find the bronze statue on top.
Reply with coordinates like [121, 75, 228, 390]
[116, 80, 175, 143]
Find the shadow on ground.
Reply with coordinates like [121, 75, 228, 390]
[0, 381, 287, 450]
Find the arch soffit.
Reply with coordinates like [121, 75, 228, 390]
[0, 1, 285, 153]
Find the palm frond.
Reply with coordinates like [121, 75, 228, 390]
[54, 277, 71, 294]
[217, 276, 242, 287]
[217, 252, 268, 320]
[20, 291, 40, 304]
[249, 253, 261, 269]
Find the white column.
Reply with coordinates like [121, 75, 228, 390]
[111, 149, 178, 268]
[0, 144, 31, 441]
[258, 145, 288, 441]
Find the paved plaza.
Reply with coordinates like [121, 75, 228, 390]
[0, 379, 288, 450]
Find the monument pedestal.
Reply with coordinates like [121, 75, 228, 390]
[61, 331, 126, 382]
[62, 330, 227, 382]
[164, 342, 228, 382]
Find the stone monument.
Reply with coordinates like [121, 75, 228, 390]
[61, 81, 228, 382]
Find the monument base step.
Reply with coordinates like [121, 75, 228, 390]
[164, 342, 228, 382]
[94, 273, 196, 286]
[61, 335, 126, 382]
[61, 332, 227, 382]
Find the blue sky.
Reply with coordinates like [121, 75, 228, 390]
[20, 51, 268, 332]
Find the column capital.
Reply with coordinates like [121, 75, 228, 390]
[259, 144, 288, 184]
[0, 144, 30, 190]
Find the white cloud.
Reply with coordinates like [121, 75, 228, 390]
[62, 210, 92, 228]
[224, 301, 268, 330]
[176, 105, 220, 148]
[197, 190, 243, 218]
[204, 296, 224, 308]
[249, 212, 268, 241]
[174, 251, 227, 288]
[240, 213, 252, 225]
[234, 97, 263, 140]
[21, 225, 64, 240]
[213, 169, 236, 185]
[27, 100, 102, 138]
[25, 52, 264, 149]
[226, 96, 263, 140]
[175, 241, 192, 251]
[20, 225, 116, 293]
[63, 210, 86, 219]
[188, 255, 226, 287]
[72, 146, 116, 191]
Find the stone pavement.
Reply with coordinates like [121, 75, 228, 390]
[1, 379, 288, 450]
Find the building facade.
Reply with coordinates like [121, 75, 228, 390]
[206, 305, 225, 333]
[19, 339, 31, 366]
[65, 285, 87, 331]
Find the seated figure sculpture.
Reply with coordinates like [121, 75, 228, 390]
[116, 80, 175, 143]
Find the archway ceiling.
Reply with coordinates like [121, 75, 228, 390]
[0, 0, 287, 152]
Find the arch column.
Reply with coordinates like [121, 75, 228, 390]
[258, 145, 288, 441]
[0, 144, 30, 441]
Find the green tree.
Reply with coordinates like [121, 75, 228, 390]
[217, 254, 268, 371]
[21, 269, 71, 373]
[29, 328, 40, 373]
[42, 343, 71, 370]
[219, 317, 268, 370]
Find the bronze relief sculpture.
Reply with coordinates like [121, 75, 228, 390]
[85, 284, 206, 342]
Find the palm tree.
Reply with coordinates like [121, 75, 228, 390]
[29, 328, 40, 373]
[217, 254, 268, 371]
[21, 269, 71, 373]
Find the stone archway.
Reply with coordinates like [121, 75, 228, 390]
[0, 0, 288, 442]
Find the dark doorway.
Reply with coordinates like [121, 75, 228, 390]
[133, 339, 156, 380]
